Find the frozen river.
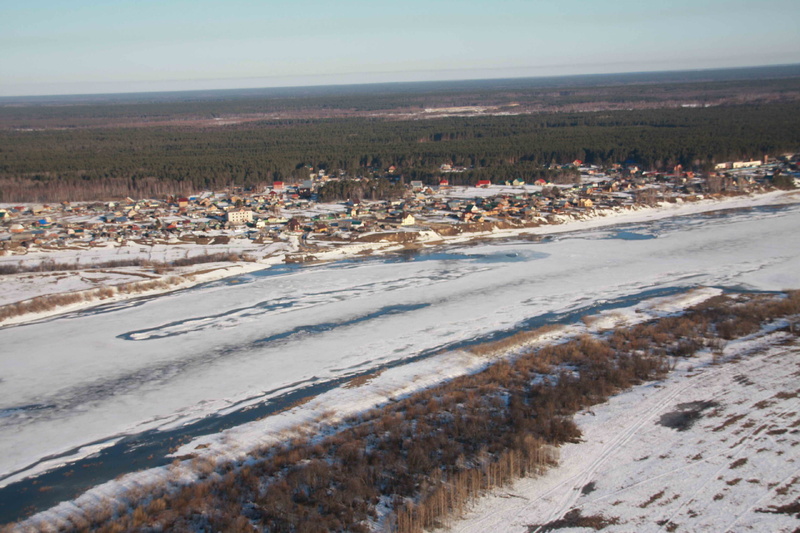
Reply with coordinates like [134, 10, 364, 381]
[2, 201, 800, 522]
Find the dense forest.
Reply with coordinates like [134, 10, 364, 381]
[1, 102, 799, 202]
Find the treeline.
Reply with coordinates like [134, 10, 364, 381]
[406, 165, 582, 187]
[21, 290, 798, 533]
[1, 102, 799, 201]
[316, 178, 407, 203]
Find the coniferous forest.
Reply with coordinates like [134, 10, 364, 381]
[1, 68, 799, 201]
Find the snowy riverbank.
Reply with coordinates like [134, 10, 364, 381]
[2, 189, 798, 327]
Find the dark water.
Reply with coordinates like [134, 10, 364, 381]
[609, 230, 656, 241]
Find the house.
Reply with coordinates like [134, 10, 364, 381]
[476, 180, 492, 188]
[401, 214, 416, 226]
[410, 180, 424, 191]
[298, 180, 314, 197]
[286, 218, 303, 232]
[337, 219, 364, 230]
[227, 209, 254, 225]
[732, 160, 761, 169]
[273, 181, 285, 191]
[439, 178, 449, 187]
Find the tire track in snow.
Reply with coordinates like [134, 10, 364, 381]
[528, 346, 769, 531]
[529, 379, 697, 532]
[655, 350, 800, 531]
[453, 371, 702, 533]
[721, 466, 800, 532]
[656, 395, 800, 532]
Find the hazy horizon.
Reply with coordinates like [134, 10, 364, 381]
[3, 0, 799, 98]
[2, 62, 799, 102]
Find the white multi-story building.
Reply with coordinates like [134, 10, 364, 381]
[226, 209, 253, 225]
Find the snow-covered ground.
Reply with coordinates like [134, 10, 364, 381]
[432, 184, 545, 198]
[0, 240, 292, 310]
[446, 332, 800, 533]
[1, 191, 800, 527]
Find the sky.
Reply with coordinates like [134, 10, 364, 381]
[1, 0, 799, 97]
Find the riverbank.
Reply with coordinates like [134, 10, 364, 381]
[2, 189, 798, 327]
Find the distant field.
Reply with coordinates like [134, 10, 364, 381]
[1, 65, 800, 130]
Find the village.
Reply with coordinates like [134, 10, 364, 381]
[1, 156, 797, 259]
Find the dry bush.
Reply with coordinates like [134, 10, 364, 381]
[729, 458, 748, 469]
[674, 338, 702, 357]
[717, 317, 760, 340]
[0, 275, 189, 323]
[0, 290, 91, 321]
[469, 324, 562, 356]
[0, 252, 247, 278]
[96, 286, 115, 299]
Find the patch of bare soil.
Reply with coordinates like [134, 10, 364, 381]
[527, 509, 619, 532]
[658, 401, 719, 431]
[756, 500, 800, 518]
[343, 369, 385, 389]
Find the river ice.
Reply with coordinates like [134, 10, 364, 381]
[1, 199, 799, 503]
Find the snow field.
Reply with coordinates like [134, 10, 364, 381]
[447, 330, 800, 533]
